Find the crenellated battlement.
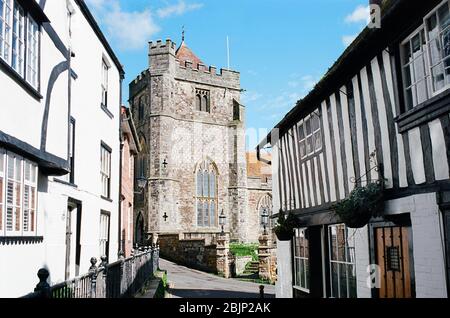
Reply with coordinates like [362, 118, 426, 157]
[129, 69, 150, 99]
[149, 39, 177, 56]
[176, 59, 240, 90]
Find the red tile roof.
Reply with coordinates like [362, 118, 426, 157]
[176, 41, 204, 69]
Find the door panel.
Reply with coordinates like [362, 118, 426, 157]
[375, 226, 412, 298]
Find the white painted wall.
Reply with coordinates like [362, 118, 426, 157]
[0, 0, 121, 297]
[275, 240, 293, 298]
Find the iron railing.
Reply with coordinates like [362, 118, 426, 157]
[22, 246, 159, 299]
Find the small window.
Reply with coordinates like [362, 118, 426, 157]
[293, 228, 310, 293]
[195, 89, 210, 113]
[298, 110, 322, 159]
[100, 144, 111, 199]
[99, 211, 110, 259]
[101, 59, 109, 108]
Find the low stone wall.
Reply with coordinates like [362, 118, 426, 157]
[158, 234, 218, 273]
[233, 256, 253, 276]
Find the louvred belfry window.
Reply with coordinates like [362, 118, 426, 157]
[0, 148, 38, 237]
[195, 159, 218, 227]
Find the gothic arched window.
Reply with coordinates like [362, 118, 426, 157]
[258, 194, 273, 229]
[196, 94, 202, 111]
[195, 89, 210, 113]
[196, 159, 218, 227]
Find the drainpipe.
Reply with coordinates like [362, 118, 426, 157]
[118, 76, 125, 259]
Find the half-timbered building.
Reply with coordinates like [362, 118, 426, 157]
[257, 0, 450, 298]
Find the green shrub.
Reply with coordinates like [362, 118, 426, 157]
[230, 243, 259, 261]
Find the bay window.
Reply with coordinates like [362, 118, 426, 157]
[0, 148, 38, 237]
[0, 0, 40, 89]
[400, 0, 450, 110]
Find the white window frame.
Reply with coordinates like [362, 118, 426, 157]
[0, 149, 38, 237]
[101, 58, 109, 108]
[298, 110, 322, 160]
[99, 211, 110, 258]
[11, 1, 24, 76]
[424, 0, 450, 97]
[293, 228, 310, 293]
[328, 224, 357, 298]
[0, 1, 40, 89]
[400, 26, 431, 110]
[0, 0, 13, 64]
[400, 0, 450, 109]
[100, 144, 111, 199]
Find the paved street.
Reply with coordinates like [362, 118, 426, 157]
[160, 259, 275, 298]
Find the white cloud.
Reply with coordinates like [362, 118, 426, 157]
[86, 0, 160, 50]
[345, 5, 370, 24]
[342, 34, 357, 47]
[157, 1, 204, 18]
[241, 91, 262, 104]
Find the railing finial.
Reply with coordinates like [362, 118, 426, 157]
[34, 268, 51, 298]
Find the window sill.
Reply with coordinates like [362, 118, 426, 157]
[53, 178, 78, 188]
[101, 195, 113, 203]
[396, 88, 450, 133]
[0, 58, 42, 100]
[0, 236, 44, 245]
[101, 104, 114, 119]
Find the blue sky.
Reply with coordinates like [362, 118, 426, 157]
[86, 0, 370, 149]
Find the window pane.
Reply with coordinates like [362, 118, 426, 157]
[438, 3, 450, 31]
[413, 53, 426, 81]
[209, 172, 215, 198]
[403, 65, 412, 87]
[203, 172, 209, 197]
[298, 124, 305, 140]
[411, 33, 421, 55]
[299, 141, 306, 158]
[15, 156, 21, 180]
[304, 259, 310, 290]
[203, 201, 209, 226]
[306, 136, 313, 155]
[429, 38, 442, 66]
[210, 201, 215, 226]
[402, 42, 411, 64]
[416, 80, 428, 105]
[427, 14, 439, 40]
[314, 131, 322, 151]
[197, 200, 203, 226]
[305, 119, 312, 135]
[432, 63, 445, 91]
[405, 87, 414, 109]
[312, 115, 320, 131]
[338, 263, 348, 298]
[331, 262, 339, 298]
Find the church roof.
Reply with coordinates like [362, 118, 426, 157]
[176, 41, 204, 69]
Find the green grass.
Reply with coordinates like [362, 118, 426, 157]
[154, 271, 168, 298]
[230, 243, 259, 262]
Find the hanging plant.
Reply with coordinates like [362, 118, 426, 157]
[332, 182, 384, 228]
[273, 211, 299, 241]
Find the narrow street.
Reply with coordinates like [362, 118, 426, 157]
[160, 259, 275, 298]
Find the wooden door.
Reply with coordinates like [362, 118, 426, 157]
[375, 226, 413, 298]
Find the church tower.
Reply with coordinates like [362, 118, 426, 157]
[129, 38, 250, 243]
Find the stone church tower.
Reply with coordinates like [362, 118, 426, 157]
[130, 39, 251, 243]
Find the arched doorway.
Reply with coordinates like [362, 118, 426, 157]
[135, 212, 145, 247]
